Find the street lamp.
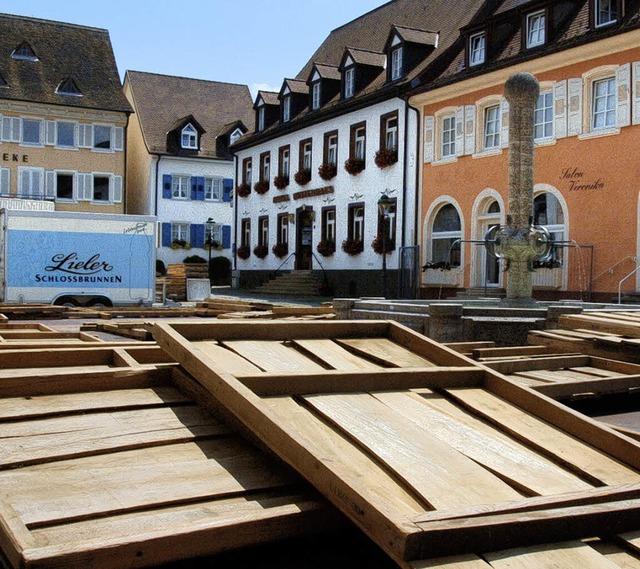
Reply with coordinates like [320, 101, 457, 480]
[377, 193, 392, 298]
[205, 217, 215, 283]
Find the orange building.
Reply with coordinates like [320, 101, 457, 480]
[409, 0, 640, 302]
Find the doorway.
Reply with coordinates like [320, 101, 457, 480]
[474, 199, 502, 288]
[296, 207, 314, 270]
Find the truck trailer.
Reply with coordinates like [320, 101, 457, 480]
[0, 210, 156, 307]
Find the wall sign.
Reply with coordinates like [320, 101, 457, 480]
[2, 153, 28, 163]
[559, 167, 605, 192]
[293, 185, 334, 200]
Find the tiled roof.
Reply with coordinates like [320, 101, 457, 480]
[344, 47, 386, 68]
[392, 25, 439, 46]
[311, 64, 341, 81]
[125, 70, 254, 158]
[0, 13, 131, 113]
[282, 79, 308, 95]
[257, 91, 280, 106]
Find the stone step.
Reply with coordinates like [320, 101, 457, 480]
[351, 309, 428, 331]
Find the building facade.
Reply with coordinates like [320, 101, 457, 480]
[410, 0, 640, 302]
[232, 0, 488, 298]
[0, 14, 131, 213]
[124, 71, 253, 272]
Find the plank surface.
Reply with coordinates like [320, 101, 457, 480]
[336, 338, 436, 367]
[292, 339, 382, 370]
[193, 340, 262, 375]
[222, 340, 326, 373]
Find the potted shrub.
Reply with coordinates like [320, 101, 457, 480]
[254, 179, 269, 194]
[341, 238, 363, 256]
[273, 174, 289, 190]
[374, 148, 398, 169]
[253, 243, 268, 258]
[371, 235, 396, 254]
[344, 157, 365, 175]
[272, 242, 289, 258]
[316, 239, 336, 257]
[236, 245, 251, 260]
[294, 168, 311, 185]
[236, 183, 251, 198]
[318, 162, 337, 181]
[171, 239, 191, 250]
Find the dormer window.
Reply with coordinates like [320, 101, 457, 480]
[311, 82, 321, 110]
[469, 32, 486, 66]
[0, 75, 7, 89]
[526, 10, 546, 48]
[229, 128, 243, 145]
[257, 106, 265, 131]
[344, 67, 355, 99]
[11, 42, 38, 62]
[595, 0, 619, 27]
[56, 77, 83, 97]
[283, 96, 291, 122]
[181, 124, 197, 149]
[390, 46, 403, 81]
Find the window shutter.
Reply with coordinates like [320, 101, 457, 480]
[455, 107, 464, 157]
[222, 178, 233, 202]
[114, 127, 124, 151]
[32, 169, 43, 198]
[553, 80, 567, 139]
[222, 225, 231, 249]
[10, 118, 19, 142]
[162, 174, 172, 199]
[77, 172, 85, 200]
[423, 116, 434, 163]
[191, 224, 205, 248]
[567, 78, 583, 136]
[500, 98, 509, 148]
[633, 62, 640, 125]
[45, 171, 56, 199]
[78, 124, 92, 148]
[45, 120, 56, 146]
[19, 169, 28, 195]
[2, 117, 19, 143]
[195, 176, 205, 201]
[617, 63, 631, 128]
[190, 177, 198, 201]
[80, 173, 93, 201]
[161, 223, 172, 247]
[464, 105, 476, 155]
[0, 168, 9, 196]
[112, 175, 123, 203]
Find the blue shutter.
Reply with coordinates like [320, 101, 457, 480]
[195, 176, 205, 201]
[222, 225, 231, 249]
[161, 223, 172, 246]
[190, 177, 197, 200]
[222, 178, 233, 202]
[191, 224, 205, 248]
[162, 175, 172, 199]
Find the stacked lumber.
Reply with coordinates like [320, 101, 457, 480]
[80, 320, 153, 341]
[153, 320, 640, 566]
[0, 303, 68, 320]
[162, 263, 209, 301]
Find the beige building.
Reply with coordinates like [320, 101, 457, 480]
[0, 14, 132, 213]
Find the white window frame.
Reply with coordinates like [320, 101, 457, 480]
[391, 47, 403, 81]
[328, 134, 338, 166]
[181, 124, 197, 149]
[385, 116, 398, 151]
[230, 128, 243, 145]
[53, 170, 76, 201]
[469, 32, 486, 66]
[312, 82, 321, 110]
[344, 67, 355, 98]
[92, 173, 112, 203]
[430, 203, 463, 267]
[207, 223, 223, 244]
[171, 223, 190, 244]
[534, 91, 554, 141]
[526, 11, 546, 48]
[281, 148, 290, 177]
[283, 96, 291, 122]
[172, 175, 190, 199]
[441, 114, 456, 159]
[483, 104, 501, 150]
[205, 177, 223, 201]
[244, 160, 252, 185]
[591, 76, 616, 130]
[355, 127, 366, 160]
[18, 166, 44, 199]
[303, 141, 312, 170]
[352, 206, 364, 242]
[257, 107, 265, 131]
[595, 0, 618, 28]
[21, 117, 43, 146]
[56, 121, 77, 149]
[325, 209, 336, 243]
[259, 217, 269, 247]
[277, 214, 289, 244]
[93, 124, 113, 151]
[261, 153, 270, 181]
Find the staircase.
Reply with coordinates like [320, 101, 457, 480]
[453, 287, 505, 300]
[253, 270, 322, 297]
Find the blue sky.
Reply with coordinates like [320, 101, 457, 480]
[8, 1, 388, 97]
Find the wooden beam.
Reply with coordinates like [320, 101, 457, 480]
[533, 374, 640, 399]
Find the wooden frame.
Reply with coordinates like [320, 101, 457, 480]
[153, 320, 640, 564]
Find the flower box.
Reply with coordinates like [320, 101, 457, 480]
[294, 169, 311, 186]
[374, 148, 398, 169]
[273, 175, 289, 190]
[371, 236, 396, 254]
[253, 244, 268, 258]
[318, 162, 337, 181]
[236, 183, 251, 198]
[342, 239, 363, 256]
[254, 179, 269, 194]
[272, 242, 289, 258]
[316, 239, 336, 257]
[236, 245, 251, 260]
[344, 157, 365, 176]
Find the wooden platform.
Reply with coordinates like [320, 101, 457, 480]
[153, 320, 640, 565]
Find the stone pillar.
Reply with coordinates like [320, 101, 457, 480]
[427, 303, 464, 343]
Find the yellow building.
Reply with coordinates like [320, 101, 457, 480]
[0, 14, 132, 213]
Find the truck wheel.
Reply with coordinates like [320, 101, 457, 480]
[88, 297, 113, 308]
[54, 296, 78, 307]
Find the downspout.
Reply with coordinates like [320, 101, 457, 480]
[233, 153, 239, 272]
[154, 154, 162, 217]
[405, 97, 422, 249]
[123, 113, 130, 213]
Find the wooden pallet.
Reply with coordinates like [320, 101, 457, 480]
[0, 355, 338, 569]
[153, 320, 640, 565]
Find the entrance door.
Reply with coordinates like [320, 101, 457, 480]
[483, 223, 501, 287]
[296, 208, 314, 270]
[473, 199, 502, 289]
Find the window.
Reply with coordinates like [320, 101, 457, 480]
[469, 32, 486, 66]
[324, 131, 338, 166]
[93, 175, 110, 202]
[241, 218, 251, 248]
[283, 96, 291, 122]
[181, 124, 197, 149]
[321, 207, 336, 244]
[441, 114, 456, 158]
[534, 192, 565, 266]
[257, 107, 265, 131]
[205, 177, 222, 201]
[18, 167, 43, 198]
[171, 223, 189, 244]
[534, 92, 554, 140]
[258, 216, 269, 247]
[391, 47, 403, 80]
[344, 67, 355, 99]
[172, 175, 190, 199]
[56, 78, 82, 97]
[279, 146, 290, 177]
[94, 125, 112, 150]
[207, 222, 223, 244]
[430, 204, 461, 267]
[377, 199, 397, 250]
[243, 158, 252, 185]
[311, 82, 321, 110]
[380, 112, 398, 151]
[56, 121, 76, 148]
[348, 204, 365, 242]
[229, 128, 243, 145]
[595, 0, 618, 27]
[592, 77, 616, 130]
[11, 42, 38, 62]
[55, 173, 74, 200]
[300, 139, 312, 171]
[350, 122, 366, 161]
[526, 11, 546, 48]
[483, 105, 501, 150]
[277, 214, 289, 244]
[260, 152, 270, 181]
[21, 118, 42, 145]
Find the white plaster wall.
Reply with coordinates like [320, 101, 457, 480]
[234, 98, 408, 272]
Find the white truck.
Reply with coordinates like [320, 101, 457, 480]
[0, 210, 156, 307]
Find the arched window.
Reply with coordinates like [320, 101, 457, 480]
[534, 192, 565, 266]
[430, 204, 461, 267]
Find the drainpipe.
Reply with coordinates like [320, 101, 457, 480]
[123, 113, 130, 213]
[153, 154, 162, 217]
[233, 153, 239, 272]
[405, 97, 422, 249]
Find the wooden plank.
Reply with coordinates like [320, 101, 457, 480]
[472, 346, 551, 360]
[559, 314, 640, 338]
[222, 340, 326, 373]
[375, 390, 591, 496]
[0, 497, 36, 569]
[292, 339, 382, 370]
[305, 392, 523, 509]
[534, 375, 640, 399]
[588, 539, 640, 568]
[486, 355, 593, 375]
[193, 341, 262, 375]
[446, 387, 640, 485]
[336, 338, 436, 368]
[411, 554, 490, 568]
